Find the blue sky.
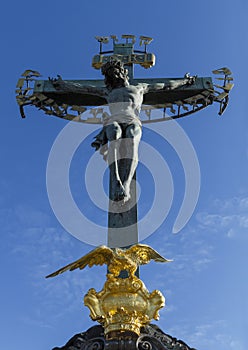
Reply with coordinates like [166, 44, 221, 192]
[1, 0, 247, 349]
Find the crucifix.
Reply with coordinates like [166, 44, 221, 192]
[16, 35, 233, 348]
[16, 34, 233, 251]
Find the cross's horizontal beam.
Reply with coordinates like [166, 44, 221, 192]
[33, 77, 213, 107]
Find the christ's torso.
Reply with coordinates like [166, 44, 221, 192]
[105, 84, 145, 125]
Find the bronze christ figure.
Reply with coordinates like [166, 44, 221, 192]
[51, 59, 195, 203]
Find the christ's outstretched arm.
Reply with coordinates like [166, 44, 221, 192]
[50, 76, 108, 97]
[142, 73, 197, 94]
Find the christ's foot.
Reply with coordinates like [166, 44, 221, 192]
[113, 181, 126, 202]
[123, 183, 131, 203]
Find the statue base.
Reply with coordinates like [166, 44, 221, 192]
[52, 324, 196, 350]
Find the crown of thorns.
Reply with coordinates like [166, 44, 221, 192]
[101, 59, 127, 77]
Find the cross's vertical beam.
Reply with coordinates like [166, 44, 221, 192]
[107, 40, 138, 257]
[108, 168, 138, 249]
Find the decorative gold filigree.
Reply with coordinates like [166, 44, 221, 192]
[84, 274, 165, 335]
[16, 68, 233, 123]
[212, 67, 234, 115]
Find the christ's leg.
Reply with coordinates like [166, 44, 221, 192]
[105, 122, 125, 201]
[122, 123, 142, 202]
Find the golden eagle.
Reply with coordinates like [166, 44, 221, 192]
[46, 244, 172, 279]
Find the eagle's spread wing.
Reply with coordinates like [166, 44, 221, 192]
[127, 244, 172, 266]
[46, 245, 113, 278]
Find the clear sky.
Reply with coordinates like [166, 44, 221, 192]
[1, 1, 247, 349]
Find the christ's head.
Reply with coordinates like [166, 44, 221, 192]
[101, 59, 129, 90]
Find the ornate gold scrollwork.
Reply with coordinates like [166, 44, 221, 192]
[46, 244, 171, 336]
